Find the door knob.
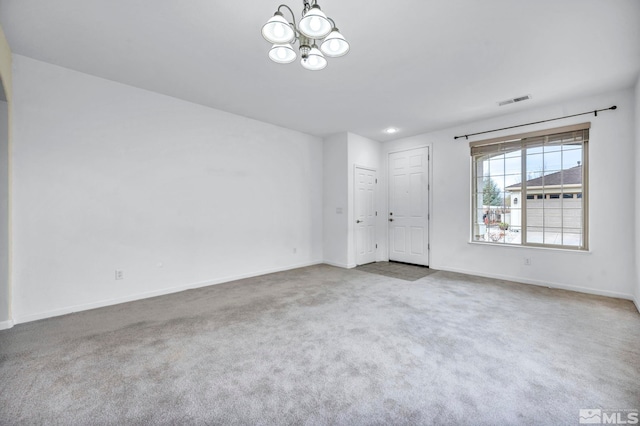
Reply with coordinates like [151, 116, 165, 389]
[356, 220, 362, 223]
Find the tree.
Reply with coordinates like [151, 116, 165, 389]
[483, 178, 503, 206]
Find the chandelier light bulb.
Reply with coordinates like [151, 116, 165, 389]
[298, 5, 332, 39]
[301, 45, 327, 71]
[262, 13, 295, 44]
[273, 24, 285, 39]
[320, 28, 350, 57]
[309, 17, 322, 32]
[269, 43, 297, 64]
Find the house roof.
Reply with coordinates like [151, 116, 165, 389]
[506, 165, 582, 190]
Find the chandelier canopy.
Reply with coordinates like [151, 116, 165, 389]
[262, 0, 349, 71]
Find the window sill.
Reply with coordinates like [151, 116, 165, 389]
[467, 240, 591, 254]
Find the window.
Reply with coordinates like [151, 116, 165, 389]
[471, 123, 589, 250]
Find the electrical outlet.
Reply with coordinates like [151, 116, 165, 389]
[524, 258, 531, 266]
[115, 270, 124, 280]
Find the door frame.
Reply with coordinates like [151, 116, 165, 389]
[353, 164, 377, 266]
[386, 145, 432, 266]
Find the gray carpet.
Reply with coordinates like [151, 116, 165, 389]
[356, 261, 437, 281]
[1, 265, 638, 425]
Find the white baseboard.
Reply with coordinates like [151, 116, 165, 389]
[323, 260, 352, 269]
[322, 260, 358, 269]
[0, 319, 14, 330]
[13, 260, 324, 325]
[433, 265, 635, 302]
[14, 261, 637, 326]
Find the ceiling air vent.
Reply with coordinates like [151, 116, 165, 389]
[498, 94, 531, 106]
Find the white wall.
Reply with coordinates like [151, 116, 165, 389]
[11, 55, 323, 323]
[635, 74, 640, 310]
[0, 23, 13, 329]
[0, 100, 8, 324]
[384, 88, 637, 300]
[322, 133, 348, 267]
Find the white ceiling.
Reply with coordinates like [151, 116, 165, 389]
[1, 0, 639, 141]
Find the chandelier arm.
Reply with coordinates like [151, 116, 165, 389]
[327, 17, 336, 29]
[277, 4, 297, 28]
[302, 0, 311, 16]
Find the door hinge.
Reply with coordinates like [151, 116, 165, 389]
[376, 243, 378, 249]
[428, 184, 430, 190]
[375, 211, 378, 216]
[428, 213, 430, 220]
[428, 243, 430, 250]
[375, 178, 378, 184]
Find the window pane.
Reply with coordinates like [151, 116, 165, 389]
[527, 145, 543, 155]
[542, 150, 562, 172]
[526, 153, 543, 178]
[526, 228, 544, 244]
[508, 208, 521, 232]
[504, 155, 521, 175]
[563, 208, 582, 232]
[526, 204, 544, 244]
[504, 173, 521, 189]
[543, 144, 562, 152]
[489, 156, 505, 175]
[544, 228, 563, 245]
[543, 209, 562, 228]
[562, 231, 583, 247]
[562, 145, 582, 169]
[562, 206, 582, 217]
[526, 208, 543, 226]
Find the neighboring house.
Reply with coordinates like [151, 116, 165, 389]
[505, 165, 583, 232]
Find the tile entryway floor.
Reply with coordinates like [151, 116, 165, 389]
[356, 261, 438, 281]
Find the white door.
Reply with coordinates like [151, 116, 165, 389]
[355, 167, 377, 265]
[388, 147, 429, 266]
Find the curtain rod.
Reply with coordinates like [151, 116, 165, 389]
[453, 105, 617, 140]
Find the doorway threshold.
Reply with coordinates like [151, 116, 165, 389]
[356, 261, 438, 282]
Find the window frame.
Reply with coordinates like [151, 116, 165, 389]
[470, 122, 590, 251]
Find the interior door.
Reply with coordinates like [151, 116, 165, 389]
[355, 167, 376, 265]
[388, 147, 429, 266]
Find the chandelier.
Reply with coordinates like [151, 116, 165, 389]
[261, 0, 350, 71]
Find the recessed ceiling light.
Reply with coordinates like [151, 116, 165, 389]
[384, 127, 398, 134]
